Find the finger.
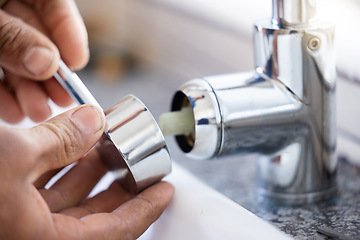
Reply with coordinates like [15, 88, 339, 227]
[33, 167, 62, 189]
[0, 81, 24, 123]
[26, 0, 89, 70]
[59, 181, 133, 219]
[4, 0, 47, 34]
[0, 10, 60, 79]
[5, 70, 72, 122]
[14, 76, 52, 122]
[3, 1, 73, 108]
[78, 182, 174, 240]
[27, 104, 105, 180]
[40, 149, 108, 213]
[43, 78, 73, 107]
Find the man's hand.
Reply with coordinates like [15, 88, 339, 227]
[0, 0, 90, 123]
[0, 105, 174, 240]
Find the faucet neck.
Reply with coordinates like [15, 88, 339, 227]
[272, 0, 317, 27]
[254, 0, 335, 102]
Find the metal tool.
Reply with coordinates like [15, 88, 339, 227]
[54, 60, 101, 108]
[317, 226, 352, 240]
[54, 60, 171, 193]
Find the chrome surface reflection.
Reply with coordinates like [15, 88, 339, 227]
[171, 0, 336, 205]
[97, 95, 171, 194]
[55, 61, 171, 194]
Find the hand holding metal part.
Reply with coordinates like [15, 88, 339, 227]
[54, 60, 171, 193]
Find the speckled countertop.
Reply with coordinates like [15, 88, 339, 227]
[176, 152, 360, 240]
[83, 68, 360, 240]
[247, 157, 360, 240]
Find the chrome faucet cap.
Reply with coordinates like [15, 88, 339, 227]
[54, 62, 171, 193]
[97, 95, 172, 193]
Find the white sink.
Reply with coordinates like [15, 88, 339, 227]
[139, 163, 292, 240]
[90, 162, 292, 240]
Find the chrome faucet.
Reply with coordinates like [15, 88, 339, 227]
[169, 0, 337, 205]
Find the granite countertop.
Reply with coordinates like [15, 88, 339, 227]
[83, 68, 360, 240]
[247, 157, 360, 240]
[176, 150, 360, 240]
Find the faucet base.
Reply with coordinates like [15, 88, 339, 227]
[256, 186, 338, 206]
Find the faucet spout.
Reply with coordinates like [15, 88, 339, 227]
[272, 0, 317, 27]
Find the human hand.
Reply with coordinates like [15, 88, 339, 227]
[0, 0, 89, 123]
[0, 105, 174, 240]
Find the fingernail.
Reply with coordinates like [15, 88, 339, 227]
[24, 47, 54, 76]
[71, 106, 105, 134]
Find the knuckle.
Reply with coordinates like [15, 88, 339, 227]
[136, 196, 155, 212]
[41, 120, 82, 163]
[0, 17, 26, 56]
[112, 214, 136, 240]
[136, 196, 157, 221]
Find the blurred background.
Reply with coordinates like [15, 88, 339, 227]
[74, 0, 360, 166]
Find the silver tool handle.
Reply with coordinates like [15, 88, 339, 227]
[54, 60, 102, 109]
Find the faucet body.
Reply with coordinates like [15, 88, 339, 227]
[171, 0, 337, 204]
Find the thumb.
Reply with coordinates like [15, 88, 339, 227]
[0, 10, 60, 79]
[29, 105, 105, 176]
